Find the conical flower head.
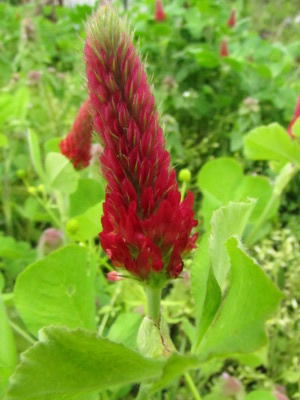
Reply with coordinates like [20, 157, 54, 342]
[85, 6, 198, 284]
[227, 10, 236, 27]
[220, 39, 229, 57]
[155, 0, 167, 22]
[60, 99, 94, 169]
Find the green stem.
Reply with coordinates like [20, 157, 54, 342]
[9, 320, 36, 345]
[246, 194, 278, 245]
[184, 372, 202, 400]
[145, 286, 161, 325]
[246, 164, 298, 245]
[97, 286, 120, 336]
[136, 383, 150, 400]
[180, 181, 187, 201]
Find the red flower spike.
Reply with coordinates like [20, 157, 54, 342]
[85, 6, 198, 284]
[220, 39, 229, 57]
[287, 95, 300, 138]
[155, 0, 166, 22]
[227, 10, 236, 28]
[60, 99, 94, 169]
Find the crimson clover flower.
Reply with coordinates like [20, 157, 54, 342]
[155, 0, 167, 22]
[287, 95, 300, 138]
[60, 99, 94, 169]
[227, 10, 236, 28]
[220, 39, 229, 57]
[85, 6, 198, 284]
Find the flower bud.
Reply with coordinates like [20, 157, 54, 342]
[273, 385, 289, 400]
[27, 70, 42, 86]
[37, 228, 64, 257]
[66, 219, 79, 235]
[37, 184, 45, 193]
[27, 186, 36, 195]
[179, 168, 191, 183]
[107, 271, 123, 281]
[17, 169, 26, 179]
[222, 373, 243, 397]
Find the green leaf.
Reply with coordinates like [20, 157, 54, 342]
[291, 116, 300, 137]
[107, 313, 143, 350]
[44, 138, 61, 154]
[273, 162, 295, 196]
[191, 233, 211, 328]
[13, 87, 30, 122]
[197, 158, 279, 236]
[137, 315, 175, 359]
[14, 245, 96, 335]
[0, 297, 17, 397]
[69, 179, 105, 217]
[233, 176, 278, 223]
[45, 152, 79, 194]
[66, 202, 103, 241]
[6, 326, 164, 400]
[197, 158, 243, 204]
[196, 237, 282, 361]
[244, 123, 300, 166]
[191, 233, 221, 352]
[150, 354, 200, 393]
[193, 49, 219, 68]
[28, 130, 45, 179]
[209, 200, 255, 288]
[245, 391, 276, 400]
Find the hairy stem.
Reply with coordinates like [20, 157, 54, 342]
[145, 286, 161, 325]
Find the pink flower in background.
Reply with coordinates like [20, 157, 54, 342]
[227, 10, 236, 27]
[287, 95, 300, 138]
[155, 0, 166, 22]
[60, 99, 94, 169]
[37, 228, 64, 257]
[220, 39, 229, 57]
[84, 6, 197, 282]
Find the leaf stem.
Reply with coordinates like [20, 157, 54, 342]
[136, 383, 150, 400]
[145, 286, 161, 325]
[9, 320, 36, 345]
[184, 372, 202, 400]
[97, 285, 121, 336]
[180, 181, 187, 202]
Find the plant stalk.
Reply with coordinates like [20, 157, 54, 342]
[145, 286, 161, 325]
[184, 372, 202, 400]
